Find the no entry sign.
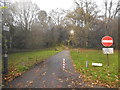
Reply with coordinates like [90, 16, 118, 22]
[101, 36, 113, 47]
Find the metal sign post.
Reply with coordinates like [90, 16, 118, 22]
[3, 53, 8, 74]
[2, 1, 9, 75]
[106, 53, 109, 66]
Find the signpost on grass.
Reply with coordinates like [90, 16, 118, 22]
[101, 36, 113, 66]
[1, 0, 10, 75]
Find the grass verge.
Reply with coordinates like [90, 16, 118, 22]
[70, 49, 118, 88]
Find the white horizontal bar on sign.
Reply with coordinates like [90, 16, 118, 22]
[102, 40, 113, 43]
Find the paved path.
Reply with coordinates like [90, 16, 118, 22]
[4, 50, 103, 88]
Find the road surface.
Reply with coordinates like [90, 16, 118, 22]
[4, 50, 103, 88]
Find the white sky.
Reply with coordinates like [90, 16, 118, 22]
[10, 0, 117, 14]
[31, 0, 74, 12]
[31, 0, 117, 13]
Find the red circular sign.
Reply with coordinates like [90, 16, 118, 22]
[101, 36, 113, 47]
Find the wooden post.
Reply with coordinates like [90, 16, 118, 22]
[86, 61, 88, 68]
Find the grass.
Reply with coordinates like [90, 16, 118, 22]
[9, 47, 62, 73]
[70, 49, 118, 88]
[4, 47, 63, 82]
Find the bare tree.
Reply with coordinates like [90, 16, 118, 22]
[7, 1, 40, 49]
[49, 8, 66, 25]
[103, 0, 118, 35]
[114, 0, 120, 17]
[11, 1, 40, 31]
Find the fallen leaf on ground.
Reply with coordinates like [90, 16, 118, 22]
[68, 85, 71, 87]
[59, 80, 63, 83]
[42, 72, 46, 76]
[58, 78, 62, 81]
[43, 80, 45, 83]
[26, 81, 33, 87]
[52, 73, 55, 75]
[71, 81, 74, 84]
[29, 81, 33, 84]
[79, 83, 82, 85]
[78, 76, 81, 78]
[65, 78, 69, 81]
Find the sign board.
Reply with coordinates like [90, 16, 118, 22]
[92, 63, 102, 66]
[101, 36, 113, 47]
[102, 48, 113, 54]
[3, 25, 9, 31]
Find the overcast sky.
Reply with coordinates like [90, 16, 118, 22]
[10, 0, 117, 14]
[31, 0, 102, 13]
[31, 0, 74, 12]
